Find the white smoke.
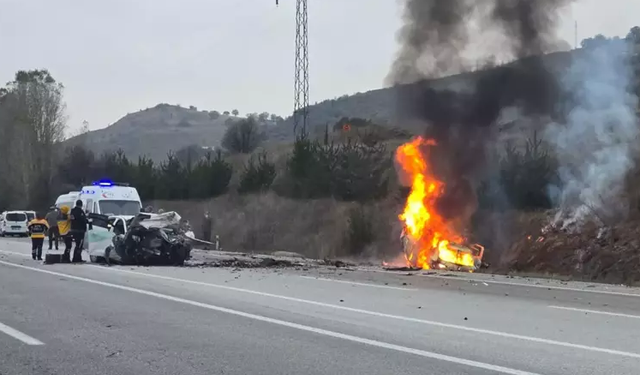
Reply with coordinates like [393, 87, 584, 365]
[546, 42, 639, 228]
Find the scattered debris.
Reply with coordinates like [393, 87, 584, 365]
[272, 251, 306, 259]
[383, 266, 421, 272]
[187, 257, 303, 269]
[321, 259, 355, 268]
[106, 351, 122, 358]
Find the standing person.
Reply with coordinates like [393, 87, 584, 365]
[57, 205, 72, 263]
[45, 206, 59, 250]
[202, 211, 212, 242]
[69, 200, 88, 263]
[28, 212, 49, 260]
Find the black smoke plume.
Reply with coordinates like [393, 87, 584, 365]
[391, 0, 573, 224]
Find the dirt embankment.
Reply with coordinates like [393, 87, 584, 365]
[474, 210, 640, 285]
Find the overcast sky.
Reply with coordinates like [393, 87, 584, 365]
[1, 0, 638, 132]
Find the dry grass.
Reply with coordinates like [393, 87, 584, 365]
[150, 192, 405, 260]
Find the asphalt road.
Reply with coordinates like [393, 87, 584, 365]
[1, 237, 640, 374]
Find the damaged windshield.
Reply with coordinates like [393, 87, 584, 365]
[99, 200, 141, 216]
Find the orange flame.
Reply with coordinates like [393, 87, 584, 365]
[396, 137, 474, 270]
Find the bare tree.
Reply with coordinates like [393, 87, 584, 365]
[221, 116, 265, 154]
[0, 69, 67, 208]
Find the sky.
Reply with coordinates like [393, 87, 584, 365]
[0, 0, 638, 133]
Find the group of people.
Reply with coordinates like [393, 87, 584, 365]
[27, 200, 88, 263]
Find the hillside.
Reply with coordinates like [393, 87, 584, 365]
[67, 48, 635, 157]
[268, 50, 579, 141]
[66, 104, 249, 161]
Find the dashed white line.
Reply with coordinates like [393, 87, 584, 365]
[299, 275, 417, 291]
[549, 305, 640, 319]
[0, 321, 44, 345]
[0, 259, 538, 375]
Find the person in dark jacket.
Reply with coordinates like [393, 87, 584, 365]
[69, 200, 88, 263]
[45, 206, 59, 250]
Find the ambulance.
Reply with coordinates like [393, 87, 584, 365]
[78, 180, 143, 262]
[78, 180, 142, 217]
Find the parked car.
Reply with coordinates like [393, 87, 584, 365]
[0, 211, 29, 237]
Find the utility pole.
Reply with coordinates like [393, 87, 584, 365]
[277, 0, 309, 138]
[575, 21, 578, 49]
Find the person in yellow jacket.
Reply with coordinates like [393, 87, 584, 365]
[28, 212, 49, 260]
[57, 205, 72, 263]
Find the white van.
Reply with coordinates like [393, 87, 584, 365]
[80, 181, 143, 262]
[0, 211, 29, 237]
[55, 191, 80, 209]
[25, 210, 36, 222]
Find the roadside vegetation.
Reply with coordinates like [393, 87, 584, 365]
[1, 28, 640, 283]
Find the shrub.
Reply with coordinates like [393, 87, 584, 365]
[330, 139, 391, 201]
[278, 137, 331, 198]
[344, 205, 375, 255]
[155, 153, 188, 200]
[188, 151, 233, 199]
[238, 152, 277, 194]
[478, 132, 558, 211]
[222, 116, 265, 154]
[279, 136, 391, 201]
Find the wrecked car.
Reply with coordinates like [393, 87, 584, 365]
[401, 228, 485, 271]
[87, 211, 193, 266]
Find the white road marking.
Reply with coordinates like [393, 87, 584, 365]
[299, 275, 417, 291]
[383, 270, 640, 298]
[549, 305, 640, 320]
[4, 247, 640, 298]
[0, 260, 537, 375]
[46, 262, 640, 359]
[0, 321, 44, 345]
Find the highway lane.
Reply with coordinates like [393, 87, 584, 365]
[1, 238, 640, 374]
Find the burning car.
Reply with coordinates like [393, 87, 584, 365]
[401, 227, 484, 271]
[395, 137, 485, 272]
[87, 211, 193, 266]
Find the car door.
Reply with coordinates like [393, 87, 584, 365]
[86, 213, 114, 260]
